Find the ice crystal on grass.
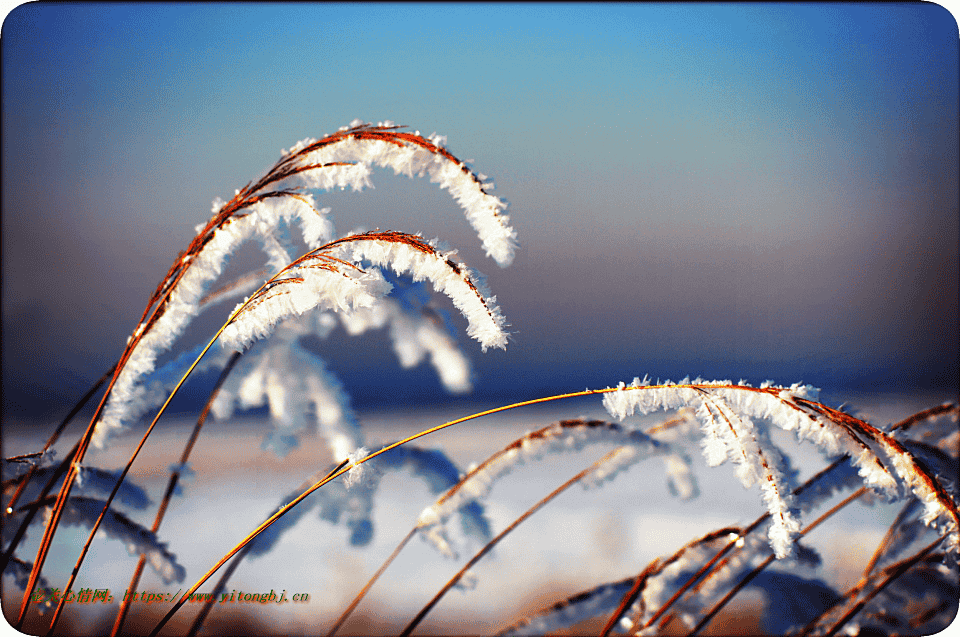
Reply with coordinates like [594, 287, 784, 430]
[94, 341, 232, 450]
[248, 444, 488, 555]
[93, 122, 515, 448]
[212, 323, 362, 459]
[417, 416, 697, 559]
[327, 232, 509, 351]
[94, 195, 333, 448]
[274, 122, 517, 266]
[51, 497, 185, 585]
[339, 275, 473, 392]
[602, 379, 960, 559]
[220, 232, 508, 355]
[218, 258, 391, 352]
[212, 275, 477, 459]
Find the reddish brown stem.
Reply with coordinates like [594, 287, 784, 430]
[109, 351, 241, 637]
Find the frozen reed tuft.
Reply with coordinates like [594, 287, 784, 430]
[51, 497, 185, 585]
[91, 121, 515, 449]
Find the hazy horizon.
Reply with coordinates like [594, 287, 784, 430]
[3, 3, 957, 424]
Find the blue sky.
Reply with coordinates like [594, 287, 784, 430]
[2, 3, 958, 420]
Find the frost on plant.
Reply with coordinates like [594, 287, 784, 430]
[52, 498, 186, 585]
[4, 120, 521, 634]
[417, 416, 697, 559]
[338, 274, 474, 393]
[6, 119, 958, 637]
[218, 231, 508, 356]
[602, 378, 960, 560]
[91, 121, 515, 449]
[247, 444, 490, 553]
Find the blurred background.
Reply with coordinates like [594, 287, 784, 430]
[3, 3, 957, 422]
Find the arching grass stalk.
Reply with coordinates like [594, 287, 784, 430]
[3, 364, 115, 517]
[15, 198, 256, 627]
[13, 364, 126, 628]
[18, 150, 366, 627]
[110, 351, 242, 637]
[146, 381, 959, 636]
[145, 386, 627, 637]
[44, 320, 238, 634]
[184, 542, 254, 637]
[1, 439, 79, 580]
[400, 447, 632, 637]
[43, 255, 311, 633]
[684, 487, 869, 637]
[186, 458, 351, 637]
[628, 456, 858, 635]
[333, 415, 690, 635]
[801, 538, 944, 637]
[326, 528, 417, 637]
[6, 268, 275, 557]
[499, 450, 877, 636]
[598, 528, 742, 637]
[7, 270, 275, 613]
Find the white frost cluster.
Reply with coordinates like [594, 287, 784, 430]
[416, 418, 687, 559]
[326, 234, 509, 352]
[94, 341, 232, 450]
[53, 497, 185, 584]
[339, 294, 472, 393]
[343, 447, 372, 489]
[278, 124, 518, 267]
[885, 438, 960, 554]
[603, 378, 815, 558]
[214, 281, 477, 459]
[212, 329, 363, 460]
[220, 233, 509, 357]
[94, 194, 336, 448]
[602, 377, 960, 558]
[637, 530, 774, 633]
[219, 265, 392, 352]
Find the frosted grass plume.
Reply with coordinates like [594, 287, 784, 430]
[94, 121, 516, 448]
[602, 377, 960, 558]
[417, 415, 697, 559]
[50, 497, 185, 585]
[219, 231, 509, 355]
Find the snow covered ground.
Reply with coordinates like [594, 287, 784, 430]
[3, 389, 956, 635]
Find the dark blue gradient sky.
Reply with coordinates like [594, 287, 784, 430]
[2, 3, 958, 421]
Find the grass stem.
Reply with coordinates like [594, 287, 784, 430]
[109, 351, 241, 637]
[401, 448, 628, 636]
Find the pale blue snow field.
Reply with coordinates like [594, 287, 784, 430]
[2, 390, 953, 635]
